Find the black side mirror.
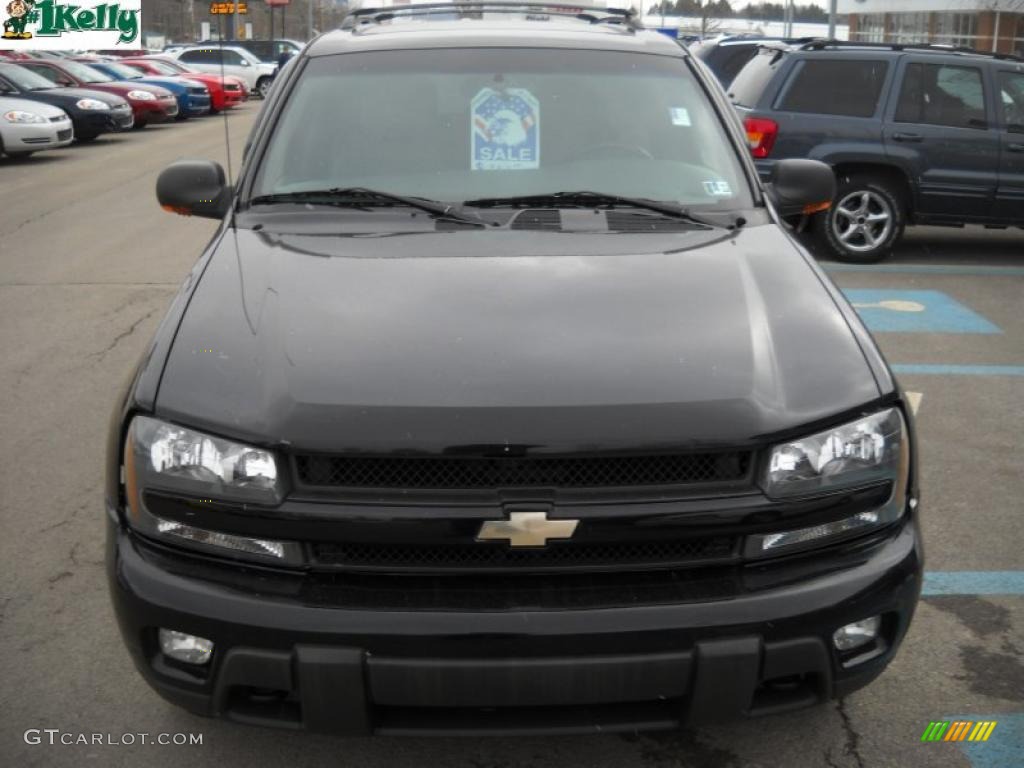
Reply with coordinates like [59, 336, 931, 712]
[156, 159, 232, 219]
[765, 159, 836, 219]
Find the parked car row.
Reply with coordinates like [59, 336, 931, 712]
[0, 46, 266, 159]
[695, 38, 1024, 262]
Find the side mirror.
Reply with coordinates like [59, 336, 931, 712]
[156, 159, 232, 219]
[765, 159, 836, 219]
[239, 59, 251, 67]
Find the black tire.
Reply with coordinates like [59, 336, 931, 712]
[815, 173, 906, 264]
[6, 151, 34, 158]
[76, 133, 99, 143]
[133, 120, 147, 130]
[256, 77, 272, 100]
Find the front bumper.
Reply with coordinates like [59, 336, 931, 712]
[132, 98, 179, 124]
[108, 510, 922, 736]
[2, 117, 73, 151]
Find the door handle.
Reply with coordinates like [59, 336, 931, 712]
[1007, 143, 1024, 153]
[891, 132, 924, 143]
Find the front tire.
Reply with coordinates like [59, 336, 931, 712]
[816, 174, 905, 263]
[256, 77, 272, 100]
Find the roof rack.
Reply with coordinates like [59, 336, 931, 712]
[797, 39, 1024, 62]
[341, 2, 642, 33]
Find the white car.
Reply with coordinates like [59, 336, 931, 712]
[0, 96, 73, 158]
[170, 45, 276, 98]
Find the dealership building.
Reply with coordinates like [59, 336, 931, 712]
[840, 0, 1024, 54]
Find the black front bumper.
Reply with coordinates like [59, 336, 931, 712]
[107, 513, 922, 736]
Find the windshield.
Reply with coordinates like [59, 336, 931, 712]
[141, 60, 182, 76]
[98, 62, 142, 80]
[0, 63, 57, 91]
[253, 49, 752, 210]
[59, 60, 112, 83]
[162, 59, 197, 74]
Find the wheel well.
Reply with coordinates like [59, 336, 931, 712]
[831, 163, 913, 216]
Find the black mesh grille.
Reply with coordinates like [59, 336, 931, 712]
[312, 536, 735, 571]
[294, 452, 751, 490]
[510, 209, 561, 231]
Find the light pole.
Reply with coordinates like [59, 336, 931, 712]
[828, 0, 837, 40]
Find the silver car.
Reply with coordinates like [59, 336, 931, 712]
[0, 96, 73, 158]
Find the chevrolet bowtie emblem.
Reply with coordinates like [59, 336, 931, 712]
[477, 511, 579, 547]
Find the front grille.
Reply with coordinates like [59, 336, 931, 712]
[57, 129, 72, 141]
[188, 87, 207, 95]
[225, 83, 240, 91]
[294, 451, 751, 490]
[312, 536, 736, 572]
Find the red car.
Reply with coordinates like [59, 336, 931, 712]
[17, 58, 177, 128]
[121, 57, 245, 112]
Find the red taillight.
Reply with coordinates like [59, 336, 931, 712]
[744, 117, 778, 159]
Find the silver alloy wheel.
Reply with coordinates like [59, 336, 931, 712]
[831, 190, 894, 253]
[257, 78, 272, 99]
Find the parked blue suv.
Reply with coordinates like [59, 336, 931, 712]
[728, 41, 1024, 262]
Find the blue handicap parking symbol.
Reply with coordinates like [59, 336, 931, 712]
[842, 289, 1001, 334]
[471, 87, 540, 171]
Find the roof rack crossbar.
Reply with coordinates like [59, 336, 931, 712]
[342, 2, 641, 32]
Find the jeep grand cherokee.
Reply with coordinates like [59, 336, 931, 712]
[106, 2, 922, 736]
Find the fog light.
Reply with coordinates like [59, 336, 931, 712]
[159, 629, 214, 665]
[833, 616, 881, 652]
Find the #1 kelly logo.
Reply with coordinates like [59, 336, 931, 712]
[2, 0, 140, 47]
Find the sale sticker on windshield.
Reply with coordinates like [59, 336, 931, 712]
[471, 87, 540, 171]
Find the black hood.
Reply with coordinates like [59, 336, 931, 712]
[154, 224, 882, 454]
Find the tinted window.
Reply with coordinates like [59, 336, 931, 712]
[1000, 72, 1024, 130]
[222, 50, 245, 66]
[255, 49, 753, 210]
[180, 50, 212, 63]
[727, 47, 783, 108]
[776, 59, 888, 117]
[895, 63, 986, 128]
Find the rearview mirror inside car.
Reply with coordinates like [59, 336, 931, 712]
[156, 160, 232, 219]
[765, 159, 836, 220]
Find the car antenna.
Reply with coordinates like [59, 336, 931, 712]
[217, 25, 236, 229]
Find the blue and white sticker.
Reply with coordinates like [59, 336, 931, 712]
[471, 87, 540, 171]
[703, 179, 733, 197]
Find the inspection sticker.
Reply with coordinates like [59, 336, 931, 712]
[669, 107, 691, 126]
[703, 180, 732, 196]
[471, 87, 540, 171]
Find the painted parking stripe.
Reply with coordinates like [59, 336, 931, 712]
[892, 364, 1024, 376]
[905, 391, 923, 415]
[944, 713, 1023, 768]
[922, 571, 1024, 596]
[823, 262, 1024, 277]
[843, 290, 1001, 333]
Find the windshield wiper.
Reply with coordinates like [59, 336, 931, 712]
[249, 187, 492, 227]
[463, 191, 722, 228]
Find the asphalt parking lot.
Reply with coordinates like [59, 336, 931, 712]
[0, 105, 1021, 768]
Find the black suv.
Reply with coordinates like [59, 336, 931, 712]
[729, 41, 1024, 262]
[107, 4, 922, 736]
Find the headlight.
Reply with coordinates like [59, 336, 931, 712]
[763, 408, 906, 499]
[746, 407, 910, 559]
[126, 89, 156, 101]
[126, 415, 281, 504]
[123, 416, 300, 563]
[76, 98, 110, 111]
[3, 110, 47, 124]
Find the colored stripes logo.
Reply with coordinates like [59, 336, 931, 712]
[921, 721, 998, 742]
